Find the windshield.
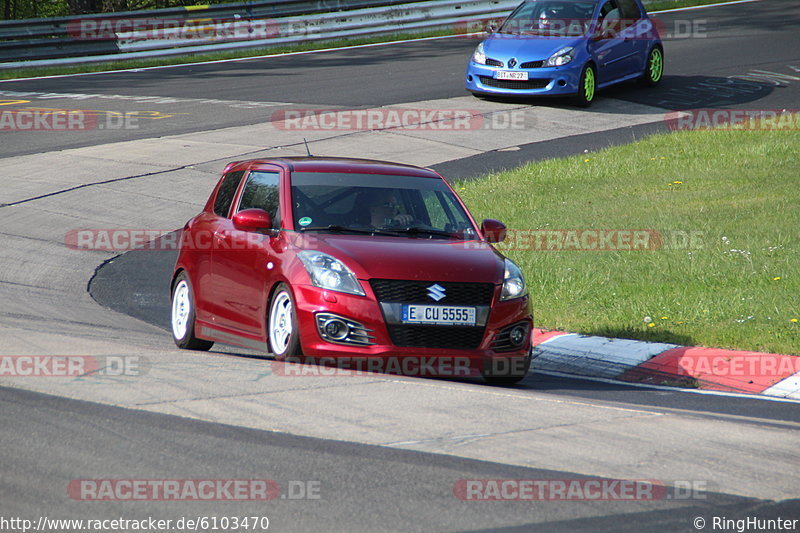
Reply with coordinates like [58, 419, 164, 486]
[499, 0, 598, 36]
[290, 172, 478, 240]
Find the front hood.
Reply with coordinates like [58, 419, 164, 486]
[483, 34, 583, 63]
[290, 233, 505, 283]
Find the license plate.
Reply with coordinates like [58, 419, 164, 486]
[496, 71, 528, 81]
[401, 305, 476, 326]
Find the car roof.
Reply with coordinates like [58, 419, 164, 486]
[242, 157, 441, 178]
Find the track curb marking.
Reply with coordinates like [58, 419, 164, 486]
[532, 328, 800, 398]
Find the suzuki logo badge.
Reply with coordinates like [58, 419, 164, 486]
[427, 284, 446, 302]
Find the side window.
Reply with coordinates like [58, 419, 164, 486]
[213, 170, 245, 218]
[616, 0, 641, 20]
[599, 0, 616, 18]
[598, 0, 622, 35]
[238, 171, 281, 228]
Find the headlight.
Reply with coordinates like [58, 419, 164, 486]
[298, 251, 365, 296]
[545, 46, 574, 67]
[501, 258, 527, 301]
[472, 42, 487, 65]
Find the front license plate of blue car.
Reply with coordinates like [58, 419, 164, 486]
[401, 305, 477, 326]
[496, 71, 528, 81]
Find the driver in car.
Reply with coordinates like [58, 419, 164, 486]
[361, 189, 414, 227]
[356, 189, 414, 228]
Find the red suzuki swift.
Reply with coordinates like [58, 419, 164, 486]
[170, 157, 532, 385]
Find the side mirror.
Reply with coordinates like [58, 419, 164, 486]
[233, 208, 273, 233]
[486, 22, 497, 34]
[481, 218, 507, 243]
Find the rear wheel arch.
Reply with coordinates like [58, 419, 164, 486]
[170, 270, 213, 351]
[170, 268, 186, 294]
[641, 44, 664, 86]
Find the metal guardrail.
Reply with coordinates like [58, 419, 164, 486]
[0, 0, 678, 69]
[0, 0, 514, 69]
[0, 0, 427, 39]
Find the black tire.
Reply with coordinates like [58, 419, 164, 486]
[171, 272, 214, 351]
[267, 283, 303, 361]
[482, 349, 532, 386]
[573, 63, 597, 108]
[640, 45, 664, 87]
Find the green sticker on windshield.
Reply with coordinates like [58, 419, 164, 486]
[299, 217, 312, 227]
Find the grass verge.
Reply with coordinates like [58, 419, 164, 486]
[0, 0, 747, 81]
[456, 120, 800, 355]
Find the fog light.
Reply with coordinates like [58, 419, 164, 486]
[324, 319, 349, 341]
[316, 313, 375, 346]
[509, 325, 526, 346]
[558, 79, 567, 87]
[468, 75, 474, 82]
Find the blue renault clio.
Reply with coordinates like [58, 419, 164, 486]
[465, 0, 663, 106]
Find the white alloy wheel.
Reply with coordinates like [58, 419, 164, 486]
[269, 290, 295, 356]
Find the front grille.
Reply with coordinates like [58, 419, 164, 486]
[491, 321, 530, 352]
[486, 58, 504, 67]
[520, 60, 544, 68]
[388, 325, 484, 349]
[479, 76, 550, 90]
[370, 279, 494, 306]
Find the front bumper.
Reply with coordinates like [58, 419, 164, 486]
[291, 283, 532, 378]
[465, 61, 582, 96]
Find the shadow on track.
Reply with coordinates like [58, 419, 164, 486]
[475, 75, 775, 112]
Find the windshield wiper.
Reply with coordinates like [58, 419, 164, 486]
[381, 227, 459, 239]
[299, 225, 398, 236]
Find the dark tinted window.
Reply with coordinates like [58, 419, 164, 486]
[500, 0, 598, 36]
[599, 0, 618, 18]
[616, 0, 641, 19]
[290, 172, 476, 239]
[238, 171, 281, 228]
[213, 170, 245, 218]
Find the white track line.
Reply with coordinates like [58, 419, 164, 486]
[650, 0, 760, 13]
[538, 370, 800, 404]
[0, 0, 762, 83]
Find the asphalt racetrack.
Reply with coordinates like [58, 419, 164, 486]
[0, 1, 798, 531]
